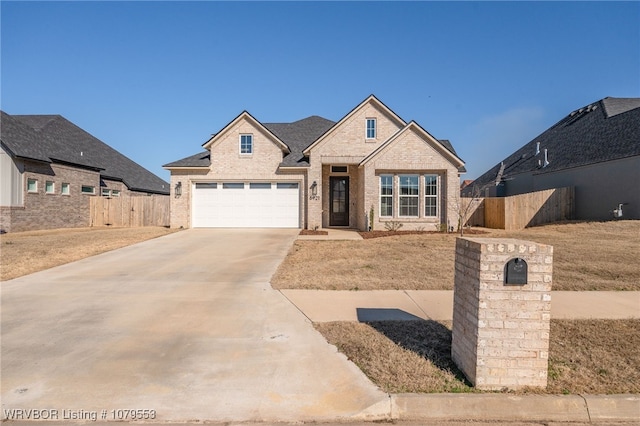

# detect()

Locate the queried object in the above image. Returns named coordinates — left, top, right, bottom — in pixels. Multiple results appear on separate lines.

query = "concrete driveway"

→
left=1, top=229, right=388, bottom=423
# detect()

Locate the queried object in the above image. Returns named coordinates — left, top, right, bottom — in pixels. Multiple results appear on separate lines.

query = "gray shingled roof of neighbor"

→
left=1, top=111, right=56, bottom=164
left=467, top=97, right=640, bottom=192
left=1, top=112, right=170, bottom=195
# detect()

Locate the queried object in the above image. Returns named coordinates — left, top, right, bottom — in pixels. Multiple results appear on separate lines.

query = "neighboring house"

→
left=463, top=97, right=640, bottom=220
left=163, top=95, right=466, bottom=231
left=0, top=111, right=170, bottom=233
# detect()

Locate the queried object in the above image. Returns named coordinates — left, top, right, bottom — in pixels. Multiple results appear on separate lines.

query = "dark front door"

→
left=330, top=176, right=349, bottom=226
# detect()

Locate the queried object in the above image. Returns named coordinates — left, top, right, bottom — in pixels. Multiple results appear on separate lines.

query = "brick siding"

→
left=452, top=237, right=553, bottom=390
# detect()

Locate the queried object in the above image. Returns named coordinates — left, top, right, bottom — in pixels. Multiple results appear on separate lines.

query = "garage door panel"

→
left=192, top=182, right=299, bottom=228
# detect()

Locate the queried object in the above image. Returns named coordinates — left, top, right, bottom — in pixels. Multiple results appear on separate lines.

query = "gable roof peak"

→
left=302, top=95, right=406, bottom=155
left=202, top=109, right=290, bottom=153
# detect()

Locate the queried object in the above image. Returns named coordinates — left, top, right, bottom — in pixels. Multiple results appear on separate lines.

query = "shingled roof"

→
left=467, top=97, right=640, bottom=192
left=264, top=116, right=336, bottom=167
left=164, top=115, right=336, bottom=168
left=164, top=114, right=463, bottom=169
left=1, top=112, right=169, bottom=195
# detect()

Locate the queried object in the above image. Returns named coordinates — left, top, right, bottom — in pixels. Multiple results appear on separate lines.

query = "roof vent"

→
left=535, top=142, right=540, bottom=155
left=543, top=149, right=550, bottom=168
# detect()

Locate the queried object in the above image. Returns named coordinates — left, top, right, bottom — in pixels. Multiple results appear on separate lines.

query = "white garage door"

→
left=192, top=182, right=299, bottom=228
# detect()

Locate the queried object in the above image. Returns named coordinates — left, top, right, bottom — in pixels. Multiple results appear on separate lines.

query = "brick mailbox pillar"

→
left=451, top=237, right=553, bottom=390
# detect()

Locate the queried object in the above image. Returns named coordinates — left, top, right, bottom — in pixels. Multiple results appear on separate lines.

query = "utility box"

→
left=451, top=237, right=553, bottom=390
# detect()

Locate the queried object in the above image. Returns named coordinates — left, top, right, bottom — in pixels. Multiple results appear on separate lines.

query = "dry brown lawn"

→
left=272, top=220, right=640, bottom=291
left=0, top=227, right=179, bottom=281
left=316, top=319, right=640, bottom=394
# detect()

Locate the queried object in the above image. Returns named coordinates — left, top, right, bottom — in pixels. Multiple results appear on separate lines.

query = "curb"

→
left=388, top=393, right=640, bottom=422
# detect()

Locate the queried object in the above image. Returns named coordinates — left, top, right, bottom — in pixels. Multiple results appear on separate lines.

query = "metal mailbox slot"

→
left=505, top=258, right=528, bottom=285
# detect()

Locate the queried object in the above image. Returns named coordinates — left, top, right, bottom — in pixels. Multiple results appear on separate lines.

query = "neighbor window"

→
left=81, top=185, right=95, bottom=195
left=61, top=182, right=70, bottom=195
left=45, top=181, right=55, bottom=194
left=425, top=175, right=438, bottom=217
left=102, top=188, right=111, bottom=197
left=240, top=134, right=253, bottom=154
left=366, top=118, right=376, bottom=139
left=380, top=175, right=393, bottom=217
left=399, top=175, right=419, bottom=217
left=111, top=190, right=120, bottom=197
left=27, top=178, right=38, bottom=193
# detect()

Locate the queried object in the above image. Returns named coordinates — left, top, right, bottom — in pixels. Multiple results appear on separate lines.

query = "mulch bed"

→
left=299, top=229, right=329, bottom=236
left=358, top=229, right=487, bottom=239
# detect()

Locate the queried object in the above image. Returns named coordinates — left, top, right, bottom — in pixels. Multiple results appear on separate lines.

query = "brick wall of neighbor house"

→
left=101, top=180, right=128, bottom=196
left=6, top=162, right=100, bottom=232
left=362, top=129, right=460, bottom=231
left=308, top=103, right=404, bottom=229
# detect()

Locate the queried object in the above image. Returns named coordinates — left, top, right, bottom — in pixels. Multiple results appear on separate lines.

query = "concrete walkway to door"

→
left=1, top=229, right=388, bottom=423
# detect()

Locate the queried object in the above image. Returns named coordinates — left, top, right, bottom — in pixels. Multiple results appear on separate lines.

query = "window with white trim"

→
left=61, top=182, right=70, bottom=195
left=399, top=175, right=419, bottom=217
left=81, top=185, right=95, bottom=195
left=379, top=175, right=393, bottom=217
left=27, top=178, right=38, bottom=193
left=239, top=134, right=253, bottom=155
left=111, top=190, right=120, bottom=197
left=366, top=118, right=376, bottom=139
left=425, top=175, right=438, bottom=217
left=45, top=181, right=55, bottom=194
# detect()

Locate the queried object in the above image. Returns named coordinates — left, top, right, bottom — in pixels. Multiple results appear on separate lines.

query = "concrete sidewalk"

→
left=280, top=289, right=640, bottom=322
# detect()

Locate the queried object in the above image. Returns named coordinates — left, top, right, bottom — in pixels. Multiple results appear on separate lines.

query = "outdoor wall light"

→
left=310, top=180, right=318, bottom=197
left=175, top=181, right=182, bottom=198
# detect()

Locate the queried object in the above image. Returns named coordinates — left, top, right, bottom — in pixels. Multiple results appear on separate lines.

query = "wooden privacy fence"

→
left=90, top=195, right=170, bottom=227
left=464, top=187, right=574, bottom=230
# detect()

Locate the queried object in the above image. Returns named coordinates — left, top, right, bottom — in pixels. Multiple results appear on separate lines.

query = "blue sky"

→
left=2, top=1, right=639, bottom=182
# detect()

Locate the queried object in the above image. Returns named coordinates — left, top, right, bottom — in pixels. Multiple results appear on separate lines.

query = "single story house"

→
left=463, top=97, right=640, bottom=220
left=1, top=111, right=170, bottom=233
left=163, top=95, right=466, bottom=231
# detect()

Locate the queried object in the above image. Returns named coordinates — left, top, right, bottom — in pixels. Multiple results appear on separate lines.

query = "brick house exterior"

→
left=1, top=112, right=169, bottom=233
left=164, top=95, right=466, bottom=231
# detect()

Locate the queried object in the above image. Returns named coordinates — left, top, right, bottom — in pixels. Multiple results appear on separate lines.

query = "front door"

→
left=329, top=176, right=349, bottom=226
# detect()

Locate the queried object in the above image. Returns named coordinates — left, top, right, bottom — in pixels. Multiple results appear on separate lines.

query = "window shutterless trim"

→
left=27, top=178, right=38, bottom=193
left=239, top=134, right=253, bottom=155
left=379, top=174, right=393, bottom=217
left=81, top=185, right=96, bottom=195
left=398, top=175, right=419, bottom=217
left=424, top=174, right=438, bottom=217
left=366, top=118, right=377, bottom=139
left=45, top=181, right=55, bottom=194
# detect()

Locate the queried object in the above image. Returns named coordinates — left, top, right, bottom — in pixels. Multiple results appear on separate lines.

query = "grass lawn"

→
left=316, top=319, right=640, bottom=395
left=274, top=220, right=640, bottom=394
left=0, top=226, right=179, bottom=281
left=271, top=220, right=640, bottom=291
